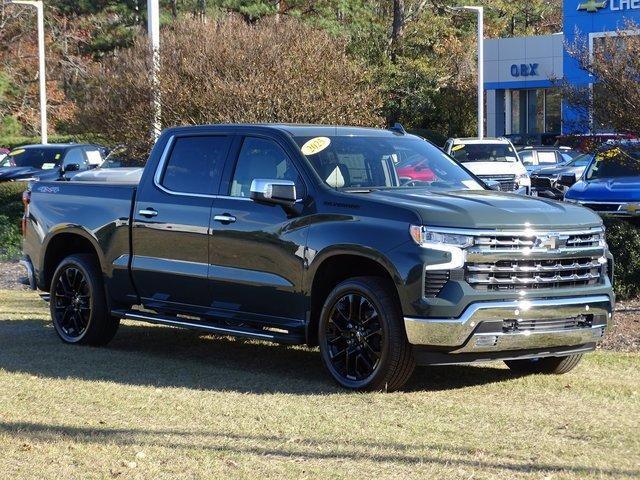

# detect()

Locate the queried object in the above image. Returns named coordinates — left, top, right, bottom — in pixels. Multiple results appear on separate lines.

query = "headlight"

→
left=410, top=226, right=473, bottom=248
left=410, top=226, right=471, bottom=270
left=516, top=173, right=530, bottom=187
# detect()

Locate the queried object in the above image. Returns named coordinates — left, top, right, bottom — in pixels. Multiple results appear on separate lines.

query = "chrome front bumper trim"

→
left=404, top=295, right=613, bottom=349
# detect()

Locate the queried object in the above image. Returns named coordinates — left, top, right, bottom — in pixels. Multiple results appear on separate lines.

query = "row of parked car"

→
left=1, top=132, right=639, bottom=220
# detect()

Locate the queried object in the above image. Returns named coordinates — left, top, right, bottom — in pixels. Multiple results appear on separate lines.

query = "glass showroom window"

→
left=510, top=89, right=561, bottom=135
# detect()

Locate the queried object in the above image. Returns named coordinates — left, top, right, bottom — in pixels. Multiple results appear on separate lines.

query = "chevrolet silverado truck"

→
left=21, top=124, right=615, bottom=391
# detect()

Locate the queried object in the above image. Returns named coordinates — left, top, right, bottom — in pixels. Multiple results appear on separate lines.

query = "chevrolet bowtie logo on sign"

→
left=619, top=203, right=640, bottom=215
left=577, top=0, right=608, bottom=12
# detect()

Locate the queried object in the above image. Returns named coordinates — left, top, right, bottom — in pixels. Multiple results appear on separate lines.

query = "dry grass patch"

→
left=0, top=289, right=638, bottom=479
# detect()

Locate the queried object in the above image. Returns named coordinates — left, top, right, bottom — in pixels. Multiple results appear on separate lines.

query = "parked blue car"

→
left=0, top=144, right=105, bottom=182
left=564, top=142, right=640, bottom=218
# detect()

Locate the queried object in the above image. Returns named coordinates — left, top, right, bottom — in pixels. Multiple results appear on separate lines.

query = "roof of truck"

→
left=165, top=124, right=418, bottom=139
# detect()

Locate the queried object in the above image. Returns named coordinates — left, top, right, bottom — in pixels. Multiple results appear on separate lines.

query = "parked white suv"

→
left=444, top=137, right=530, bottom=194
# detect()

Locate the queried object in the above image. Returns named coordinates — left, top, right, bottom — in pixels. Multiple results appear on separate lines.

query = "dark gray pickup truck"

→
left=21, top=124, right=615, bottom=391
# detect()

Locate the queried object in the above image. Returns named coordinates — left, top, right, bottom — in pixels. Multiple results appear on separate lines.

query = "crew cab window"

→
left=161, top=136, right=231, bottom=194
left=230, top=137, right=304, bottom=198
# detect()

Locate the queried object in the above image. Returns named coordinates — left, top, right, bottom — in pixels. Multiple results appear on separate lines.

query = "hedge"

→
left=0, top=134, right=108, bottom=150
left=0, top=181, right=26, bottom=260
left=603, top=219, right=640, bottom=300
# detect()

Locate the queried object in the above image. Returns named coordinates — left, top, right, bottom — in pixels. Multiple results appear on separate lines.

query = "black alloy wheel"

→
left=319, top=276, right=415, bottom=392
left=325, top=293, right=383, bottom=382
left=52, top=266, right=91, bottom=341
left=50, top=254, right=120, bottom=346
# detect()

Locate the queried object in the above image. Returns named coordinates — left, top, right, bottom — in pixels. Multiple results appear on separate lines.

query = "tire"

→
left=318, top=276, right=415, bottom=392
left=50, top=254, right=119, bottom=346
left=504, top=354, right=583, bottom=375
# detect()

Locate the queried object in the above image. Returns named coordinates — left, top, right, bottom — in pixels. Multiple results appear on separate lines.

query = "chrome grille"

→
left=477, top=174, right=517, bottom=192
left=466, top=257, right=603, bottom=291
left=473, top=231, right=603, bottom=252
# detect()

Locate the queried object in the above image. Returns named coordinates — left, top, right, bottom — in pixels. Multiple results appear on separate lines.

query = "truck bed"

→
left=24, top=181, right=137, bottom=301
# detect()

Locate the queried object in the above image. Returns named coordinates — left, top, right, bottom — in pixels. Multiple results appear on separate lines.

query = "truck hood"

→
left=461, top=161, right=527, bottom=177
left=565, top=176, right=640, bottom=203
left=364, top=189, right=602, bottom=230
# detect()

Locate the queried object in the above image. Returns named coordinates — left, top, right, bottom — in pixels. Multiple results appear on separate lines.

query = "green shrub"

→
left=0, top=182, right=26, bottom=261
left=604, top=219, right=640, bottom=300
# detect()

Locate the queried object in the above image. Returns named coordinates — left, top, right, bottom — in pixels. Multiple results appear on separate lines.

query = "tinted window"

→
left=586, top=145, right=640, bottom=180
left=230, top=137, right=304, bottom=198
left=519, top=150, right=535, bottom=165
left=450, top=143, right=518, bottom=163
left=538, top=151, right=558, bottom=164
left=162, top=136, right=231, bottom=194
left=63, top=148, right=87, bottom=168
left=5, top=147, right=65, bottom=169
left=293, top=136, right=482, bottom=191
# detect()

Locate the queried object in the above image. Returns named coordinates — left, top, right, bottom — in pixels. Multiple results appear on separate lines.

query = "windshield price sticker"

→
left=301, top=137, right=331, bottom=156
left=9, top=149, right=25, bottom=156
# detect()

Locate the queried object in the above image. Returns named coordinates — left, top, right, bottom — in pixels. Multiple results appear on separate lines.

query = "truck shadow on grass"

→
left=0, top=317, right=525, bottom=394
left=0, top=420, right=638, bottom=478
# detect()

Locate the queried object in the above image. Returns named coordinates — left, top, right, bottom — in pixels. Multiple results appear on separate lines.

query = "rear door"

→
left=132, top=133, right=233, bottom=310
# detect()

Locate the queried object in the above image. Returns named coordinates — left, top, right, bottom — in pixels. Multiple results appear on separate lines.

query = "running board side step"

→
left=111, top=309, right=304, bottom=344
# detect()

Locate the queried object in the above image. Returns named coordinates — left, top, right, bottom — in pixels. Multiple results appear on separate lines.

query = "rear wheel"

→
left=50, top=254, right=119, bottom=346
left=504, top=354, right=583, bottom=374
left=318, top=276, right=415, bottom=391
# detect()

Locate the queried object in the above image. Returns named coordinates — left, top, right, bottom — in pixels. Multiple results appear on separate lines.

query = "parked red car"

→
left=396, top=155, right=437, bottom=182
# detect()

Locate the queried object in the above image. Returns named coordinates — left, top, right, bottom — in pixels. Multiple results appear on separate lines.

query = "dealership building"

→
left=484, top=0, right=640, bottom=138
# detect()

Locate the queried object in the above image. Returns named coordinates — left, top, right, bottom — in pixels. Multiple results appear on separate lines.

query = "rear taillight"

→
left=21, top=189, right=31, bottom=236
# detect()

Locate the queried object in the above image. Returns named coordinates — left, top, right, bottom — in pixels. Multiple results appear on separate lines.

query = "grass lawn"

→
left=0, top=289, right=638, bottom=479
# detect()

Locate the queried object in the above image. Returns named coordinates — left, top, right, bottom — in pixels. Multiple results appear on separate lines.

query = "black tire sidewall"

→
left=50, top=255, right=101, bottom=344
left=318, top=278, right=395, bottom=390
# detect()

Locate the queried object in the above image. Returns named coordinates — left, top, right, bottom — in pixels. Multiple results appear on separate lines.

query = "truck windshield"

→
left=450, top=143, right=518, bottom=163
left=3, top=147, right=64, bottom=169
left=586, top=145, right=640, bottom=180
left=294, top=136, right=483, bottom=191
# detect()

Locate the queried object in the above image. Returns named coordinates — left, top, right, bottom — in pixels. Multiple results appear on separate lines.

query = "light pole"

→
left=147, top=0, right=161, bottom=140
left=5, top=0, right=47, bottom=144
left=450, top=6, right=484, bottom=139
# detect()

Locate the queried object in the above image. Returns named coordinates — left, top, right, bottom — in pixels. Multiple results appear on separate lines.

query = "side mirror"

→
left=250, top=179, right=297, bottom=207
left=62, top=163, right=80, bottom=173
left=485, top=179, right=502, bottom=191
left=558, top=173, right=577, bottom=188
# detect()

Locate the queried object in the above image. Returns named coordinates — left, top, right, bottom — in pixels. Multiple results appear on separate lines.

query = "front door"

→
left=207, top=135, right=308, bottom=327
left=132, top=134, right=232, bottom=311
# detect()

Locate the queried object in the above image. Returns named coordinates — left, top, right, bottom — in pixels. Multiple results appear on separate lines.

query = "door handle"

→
left=138, top=208, right=158, bottom=218
left=213, top=214, right=236, bottom=224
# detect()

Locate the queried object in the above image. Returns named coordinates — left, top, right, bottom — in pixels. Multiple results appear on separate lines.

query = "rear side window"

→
left=161, top=136, right=231, bottom=194
left=538, top=151, right=558, bottom=164
left=519, top=150, right=535, bottom=166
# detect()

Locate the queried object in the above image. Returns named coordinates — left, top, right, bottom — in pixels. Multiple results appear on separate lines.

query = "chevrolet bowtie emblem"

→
left=577, top=0, right=607, bottom=12
left=536, top=234, right=567, bottom=250
left=620, top=203, right=640, bottom=215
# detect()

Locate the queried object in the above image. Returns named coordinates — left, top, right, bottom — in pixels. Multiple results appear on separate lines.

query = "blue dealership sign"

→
left=510, top=63, right=539, bottom=77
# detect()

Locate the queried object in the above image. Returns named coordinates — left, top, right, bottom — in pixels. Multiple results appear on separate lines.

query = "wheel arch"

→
left=40, top=227, right=105, bottom=292
left=306, top=248, right=403, bottom=346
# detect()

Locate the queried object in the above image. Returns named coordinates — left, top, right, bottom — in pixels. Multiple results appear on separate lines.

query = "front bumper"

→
left=404, top=295, right=612, bottom=354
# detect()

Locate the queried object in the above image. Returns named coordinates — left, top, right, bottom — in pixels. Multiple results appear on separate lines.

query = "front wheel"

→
left=50, top=254, right=119, bottom=346
left=318, top=276, right=415, bottom=392
left=504, top=354, right=583, bottom=374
